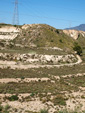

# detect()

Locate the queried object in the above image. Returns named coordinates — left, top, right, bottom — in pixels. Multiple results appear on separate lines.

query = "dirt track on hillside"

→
left=0, top=55, right=82, bottom=69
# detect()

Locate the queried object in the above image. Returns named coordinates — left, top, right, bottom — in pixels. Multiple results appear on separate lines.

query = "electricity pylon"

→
left=13, top=0, right=19, bottom=25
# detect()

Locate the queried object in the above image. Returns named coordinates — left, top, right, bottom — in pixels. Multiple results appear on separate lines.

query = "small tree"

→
left=73, top=42, right=82, bottom=55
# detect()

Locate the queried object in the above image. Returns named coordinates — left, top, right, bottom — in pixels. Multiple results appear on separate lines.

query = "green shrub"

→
left=59, top=39, right=63, bottom=43
left=7, top=95, right=19, bottom=101
left=30, top=93, right=35, bottom=97
left=73, top=43, right=82, bottom=55
left=52, top=95, right=66, bottom=106
left=4, top=104, right=10, bottom=111
left=51, top=39, right=53, bottom=42
left=21, top=76, right=25, bottom=80
left=14, top=25, right=17, bottom=27
left=0, top=105, right=3, bottom=111
left=50, top=28, right=53, bottom=31
left=55, top=29, right=59, bottom=34
left=40, top=109, right=48, bottom=113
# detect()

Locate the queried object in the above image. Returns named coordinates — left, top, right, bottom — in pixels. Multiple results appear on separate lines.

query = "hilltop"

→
left=0, top=24, right=76, bottom=51
left=0, top=23, right=85, bottom=55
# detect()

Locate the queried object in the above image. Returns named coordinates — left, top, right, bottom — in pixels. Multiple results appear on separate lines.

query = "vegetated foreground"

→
left=0, top=24, right=85, bottom=113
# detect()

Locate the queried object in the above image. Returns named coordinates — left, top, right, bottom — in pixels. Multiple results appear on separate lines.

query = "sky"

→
left=0, top=0, right=85, bottom=29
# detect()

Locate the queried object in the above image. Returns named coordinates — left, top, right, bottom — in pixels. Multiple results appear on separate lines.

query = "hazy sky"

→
left=0, top=0, right=85, bottom=29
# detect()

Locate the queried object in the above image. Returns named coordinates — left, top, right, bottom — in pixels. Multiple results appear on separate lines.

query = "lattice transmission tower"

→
left=13, top=0, right=19, bottom=25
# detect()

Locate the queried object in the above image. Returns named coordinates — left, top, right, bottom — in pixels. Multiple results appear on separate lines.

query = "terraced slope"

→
left=0, top=47, right=84, bottom=113
left=0, top=24, right=85, bottom=113
left=0, top=63, right=85, bottom=113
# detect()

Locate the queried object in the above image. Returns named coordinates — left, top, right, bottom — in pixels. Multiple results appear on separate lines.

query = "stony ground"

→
left=0, top=24, right=85, bottom=113
left=0, top=69, right=85, bottom=113
left=0, top=48, right=84, bottom=113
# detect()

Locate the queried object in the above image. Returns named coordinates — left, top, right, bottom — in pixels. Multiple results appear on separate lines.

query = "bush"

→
left=59, top=39, right=63, bottom=43
left=7, top=95, right=19, bottom=101
left=0, top=105, right=3, bottom=111
left=4, top=104, right=10, bottom=111
left=51, top=39, right=53, bottom=42
left=73, top=43, right=82, bottom=55
left=14, top=25, right=17, bottom=27
left=52, top=95, right=67, bottom=106
left=30, top=93, right=35, bottom=97
left=21, top=76, right=25, bottom=80
left=40, top=109, right=48, bottom=113
left=55, top=29, right=59, bottom=34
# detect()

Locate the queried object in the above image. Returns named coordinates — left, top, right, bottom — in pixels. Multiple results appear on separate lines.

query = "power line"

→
left=20, top=13, right=82, bottom=23
left=0, top=10, right=83, bottom=24
left=0, top=1, right=84, bottom=25
left=20, top=1, right=84, bottom=24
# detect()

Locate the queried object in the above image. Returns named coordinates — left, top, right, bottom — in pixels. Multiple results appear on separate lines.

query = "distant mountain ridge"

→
left=66, top=24, right=85, bottom=31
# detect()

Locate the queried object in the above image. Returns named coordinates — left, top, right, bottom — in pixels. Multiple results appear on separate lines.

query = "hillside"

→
left=0, top=24, right=85, bottom=112
left=0, top=24, right=76, bottom=51
left=1, top=23, right=85, bottom=50
left=65, top=24, right=85, bottom=31
left=13, top=24, right=76, bottom=50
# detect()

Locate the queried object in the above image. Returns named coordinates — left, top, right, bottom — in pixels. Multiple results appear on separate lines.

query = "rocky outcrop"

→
left=0, top=53, right=77, bottom=65
left=63, top=29, right=85, bottom=40
left=0, top=26, right=20, bottom=40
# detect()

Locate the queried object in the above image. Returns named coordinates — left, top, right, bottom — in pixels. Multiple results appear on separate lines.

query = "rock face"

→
left=63, top=29, right=85, bottom=40
left=0, top=53, right=77, bottom=65
left=0, top=25, right=20, bottom=40
left=22, top=24, right=41, bottom=30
